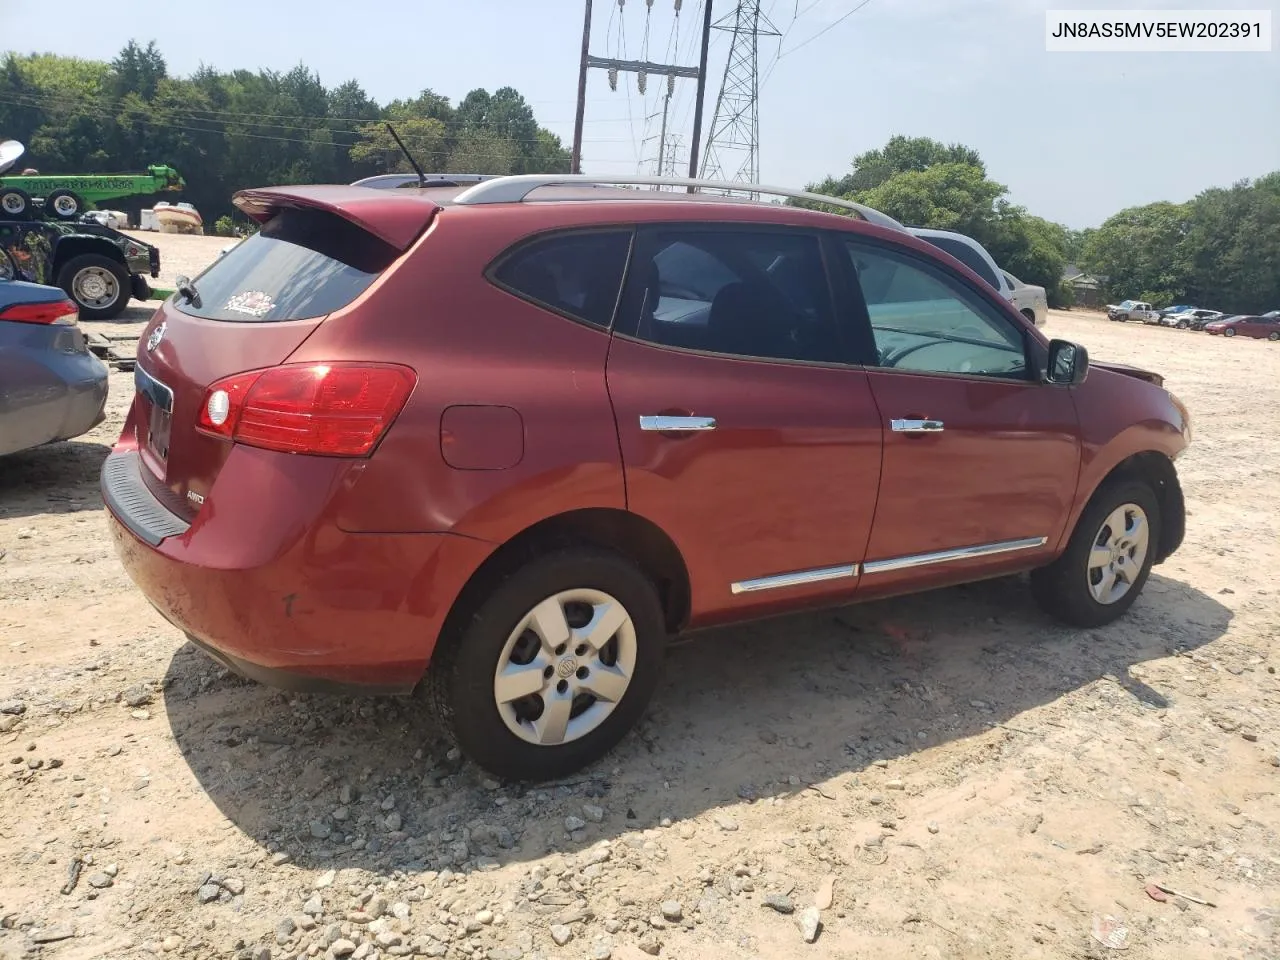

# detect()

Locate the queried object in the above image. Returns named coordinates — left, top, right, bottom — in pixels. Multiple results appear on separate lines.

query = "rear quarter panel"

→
left=1053, top=367, right=1188, bottom=552
left=290, top=208, right=627, bottom=541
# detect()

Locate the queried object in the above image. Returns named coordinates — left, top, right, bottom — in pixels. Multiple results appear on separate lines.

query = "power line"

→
left=778, top=0, right=874, bottom=58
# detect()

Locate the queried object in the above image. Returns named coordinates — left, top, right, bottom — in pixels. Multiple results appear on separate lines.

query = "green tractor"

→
left=0, top=139, right=185, bottom=222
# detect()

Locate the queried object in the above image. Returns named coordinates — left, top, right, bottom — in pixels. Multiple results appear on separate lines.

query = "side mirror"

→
left=1046, top=338, right=1089, bottom=385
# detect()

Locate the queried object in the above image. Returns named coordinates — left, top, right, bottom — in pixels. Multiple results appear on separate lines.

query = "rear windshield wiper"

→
left=175, top=275, right=202, bottom=308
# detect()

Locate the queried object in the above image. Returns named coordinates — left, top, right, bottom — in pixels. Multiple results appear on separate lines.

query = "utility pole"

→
left=570, top=0, right=713, bottom=179
left=686, top=0, right=715, bottom=183
left=702, top=1, right=778, bottom=187
left=571, top=0, right=594, bottom=174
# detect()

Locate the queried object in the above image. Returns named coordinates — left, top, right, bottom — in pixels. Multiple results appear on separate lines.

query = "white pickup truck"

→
left=1107, top=299, right=1160, bottom=322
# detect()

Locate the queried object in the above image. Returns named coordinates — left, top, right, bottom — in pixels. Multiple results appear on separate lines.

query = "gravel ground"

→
left=2, top=256, right=1278, bottom=960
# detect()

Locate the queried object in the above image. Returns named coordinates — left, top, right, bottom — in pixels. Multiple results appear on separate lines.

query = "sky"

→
left=1, top=0, right=1277, bottom=228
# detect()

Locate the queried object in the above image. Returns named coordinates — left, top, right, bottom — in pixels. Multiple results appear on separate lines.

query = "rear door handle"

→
left=640, top=415, right=717, bottom=432
left=891, top=418, right=944, bottom=434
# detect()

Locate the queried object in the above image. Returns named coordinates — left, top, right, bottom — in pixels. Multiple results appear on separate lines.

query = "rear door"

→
left=129, top=197, right=436, bottom=517
left=838, top=235, right=1081, bottom=596
left=606, top=225, right=882, bottom=625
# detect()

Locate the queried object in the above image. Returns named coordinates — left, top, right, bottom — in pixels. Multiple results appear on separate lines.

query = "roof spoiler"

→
left=233, top=185, right=441, bottom=251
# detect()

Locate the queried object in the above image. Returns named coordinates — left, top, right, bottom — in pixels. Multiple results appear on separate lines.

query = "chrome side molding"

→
left=640, top=415, right=717, bottom=432
left=863, top=536, right=1048, bottom=575
left=731, top=563, right=858, bottom=595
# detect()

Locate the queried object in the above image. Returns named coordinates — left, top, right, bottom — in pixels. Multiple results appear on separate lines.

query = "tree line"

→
left=804, top=136, right=1278, bottom=315
left=2, top=45, right=1274, bottom=314
left=0, top=42, right=571, bottom=228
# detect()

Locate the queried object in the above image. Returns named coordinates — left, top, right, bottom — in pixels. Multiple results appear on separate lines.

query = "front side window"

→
left=621, top=228, right=843, bottom=364
left=491, top=230, right=632, bottom=329
left=846, top=241, right=1027, bottom=379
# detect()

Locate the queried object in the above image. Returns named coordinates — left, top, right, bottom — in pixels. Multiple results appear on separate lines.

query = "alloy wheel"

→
left=1087, top=503, right=1150, bottom=605
left=492, top=588, right=637, bottom=746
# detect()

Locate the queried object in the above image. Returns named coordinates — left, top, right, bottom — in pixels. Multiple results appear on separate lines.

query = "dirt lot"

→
left=2, top=241, right=1278, bottom=960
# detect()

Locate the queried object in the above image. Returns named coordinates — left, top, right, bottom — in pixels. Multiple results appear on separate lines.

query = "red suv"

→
left=102, top=176, right=1190, bottom=780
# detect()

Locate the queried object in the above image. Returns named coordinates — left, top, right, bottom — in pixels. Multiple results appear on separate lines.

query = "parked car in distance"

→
left=1001, top=270, right=1048, bottom=327
left=1175, top=309, right=1224, bottom=330
left=0, top=217, right=159, bottom=319
left=1263, top=310, right=1279, bottom=318
left=1159, top=305, right=1194, bottom=318
left=1204, top=314, right=1280, bottom=340
left=101, top=174, right=1191, bottom=780
left=1, top=248, right=109, bottom=456
left=1107, top=300, right=1160, bottom=322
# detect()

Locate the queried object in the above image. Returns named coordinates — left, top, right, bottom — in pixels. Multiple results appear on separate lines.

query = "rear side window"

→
left=491, top=230, right=632, bottom=329
left=617, top=228, right=844, bottom=364
left=174, top=207, right=398, bottom=322
left=919, top=235, right=1001, bottom=291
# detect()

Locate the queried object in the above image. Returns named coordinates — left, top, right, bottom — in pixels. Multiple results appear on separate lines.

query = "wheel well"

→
left=440, top=509, right=691, bottom=654
left=1020, top=308, right=1036, bottom=322
left=53, top=239, right=125, bottom=273
left=1096, top=452, right=1185, bottom=564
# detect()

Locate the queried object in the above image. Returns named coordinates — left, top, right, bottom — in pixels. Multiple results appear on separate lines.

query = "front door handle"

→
left=891, top=418, right=944, bottom=434
left=640, top=415, right=717, bottom=432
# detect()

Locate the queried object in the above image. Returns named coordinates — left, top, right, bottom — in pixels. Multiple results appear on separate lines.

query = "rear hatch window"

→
left=174, top=207, right=399, bottom=322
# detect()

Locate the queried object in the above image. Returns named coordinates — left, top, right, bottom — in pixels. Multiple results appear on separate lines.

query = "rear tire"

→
left=1177, top=319, right=1190, bottom=329
left=57, top=254, right=130, bottom=320
left=0, top=187, right=32, bottom=219
left=1030, top=480, right=1161, bottom=628
left=426, top=547, right=667, bottom=781
left=46, top=189, right=84, bottom=222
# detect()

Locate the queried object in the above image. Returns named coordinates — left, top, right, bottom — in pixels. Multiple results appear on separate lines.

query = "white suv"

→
left=908, top=228, right=1045, bottom=327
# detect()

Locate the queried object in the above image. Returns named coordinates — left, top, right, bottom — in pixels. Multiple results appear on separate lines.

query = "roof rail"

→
left=450, top=174, right=905, bottom=231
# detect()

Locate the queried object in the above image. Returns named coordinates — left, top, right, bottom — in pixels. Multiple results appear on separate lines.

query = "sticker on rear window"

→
left=225, top=290, right=275, bottom=318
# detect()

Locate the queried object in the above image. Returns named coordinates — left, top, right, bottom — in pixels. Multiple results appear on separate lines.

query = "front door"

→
left=606, top=225, right=882, bottom=626
left=838, top=236, right=1081, bottom=596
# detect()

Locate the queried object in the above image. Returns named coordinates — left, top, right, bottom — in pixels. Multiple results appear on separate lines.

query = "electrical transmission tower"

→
left=701, top=1, right=779, bottom=185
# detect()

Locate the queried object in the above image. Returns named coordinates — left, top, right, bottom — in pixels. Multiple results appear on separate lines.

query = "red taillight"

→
left=0, top=300, right=79, bottom=325
left=196, top=363, right=416, bottom=457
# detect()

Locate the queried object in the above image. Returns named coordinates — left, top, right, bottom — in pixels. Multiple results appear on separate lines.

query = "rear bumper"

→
left=101, top=447, right=495, bottom=694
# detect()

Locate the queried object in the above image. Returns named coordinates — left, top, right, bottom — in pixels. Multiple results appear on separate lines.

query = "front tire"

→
left=1268, top=331, right=1279, bottom=342
left=1030, top=480, right=1161, bottom=628
left=427, top=548, right=666, bottom=781
left=1224, top=327, right=1237, bottom=338
left=57, top=254, right=130, bottom=320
